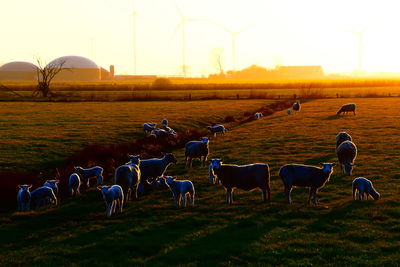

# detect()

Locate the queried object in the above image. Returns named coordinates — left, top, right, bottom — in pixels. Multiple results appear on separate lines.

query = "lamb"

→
left=69, top=173, right=81, bottom=196
left=209, top=162, right=219, bottom=184
left=253, top=112, right=263, bottom=120
left=97, top=185, right=124, bottom=217
left=143, top=122, right=157, bottom=134
left=185, top=137, right=209, bottom=168
left=43, top=180, right=59, bottom=196
left=279, top=163, right=335, bottom=205
left=115, top=155, right=141, bottom=202
left=17, top=184, right=32, bottom=211
left=161, top=125, right=177, bottom=136
left=337, top=103, right=356, bottom=115
left=336, top=140, right=357, bottom=176
left=292, top=101, right=300, bottom=112
left=336, top=132, right=352, bottom=149
left=30, top=186, right=57, bottom=209
left=164, top=176, right=195, bottom=207
left=352, top=177, right=380, bottom=200
left=74, top=166, right=104, bottom=187
left=127, top=153, right=177, bottom=192
left=206, top=124, right=226, bottom=137
left=161, top=118, right=168, bottom=127
left=209, top=159, right=271, bottom=204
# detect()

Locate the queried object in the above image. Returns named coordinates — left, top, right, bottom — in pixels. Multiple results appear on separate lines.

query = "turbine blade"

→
left=173, top=0, right=184, bottom=19
left=235, top=25, right=252, bottom=35
left=209, top=20, right=232, bottom=34
left=172, top=22, right=183, bottom=38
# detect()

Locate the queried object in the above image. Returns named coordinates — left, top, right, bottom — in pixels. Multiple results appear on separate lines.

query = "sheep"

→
left=97, top=185, right=124, bottom=217
left=161, top=125, right=177, bottom=136
left=153, top=128, right=169, bottom=137
left=352, top=177, right=380, bottom=200
left=164, top=176, right=195, bottom=208
left=336, top=132, right=352, bottom=149
left=287, top=109, right=292, bottom=115
left=115, top=155, right=141, bottom=202
left=337, top=103, right=356, bottom=115
left=43, top=179, right=59, bottom=196
left=336, top=140, right=357, bottom=176
left=210, top=159, right=271, bottom=204
left=143, top=122, right=157, bottom=134
left=127, top=153, right=177, bottom=192
left=206, top=124, right=226, bottom=137
left=185, top=137, right=209, bottom=168
left=74, top=166, right=104, bottom=187
left=292, top=101, right=300, bottom=112
left=17, top=184, right=32, bottom=211
left=209, top=162, right=219, bottom=184
left=253, top=112, right=263, bottom=120
left=30, top=186, right=57, bottom=209
left=69, top=173, right=81, bottom=196
left=279, top=163, right=335, bottom=205
left=161, top=118, right=168, bottom=127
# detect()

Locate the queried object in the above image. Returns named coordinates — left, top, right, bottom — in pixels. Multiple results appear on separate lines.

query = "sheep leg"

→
left=226, top=188, right=233, bottom=204
left=352, top=186, right=356, bottom=200
left=191, top=192, right=195, bottom=206
left=183, top=194, right=187, bottom=208
left=262, top=189, right=267, bottom=202
left=107, top=203, right=112, bottom=217
left=284, top=186, right=292, bottom=204
left=358, top=192, right=362, bottom=200
left=134, top=184, right=139, bottom=199
left=312, top=188, right=318, bottom=205
left=366, top=193, right=369, bottom=200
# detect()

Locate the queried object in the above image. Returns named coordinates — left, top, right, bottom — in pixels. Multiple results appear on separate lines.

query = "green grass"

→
left=1, top=98, right=400, bottom=266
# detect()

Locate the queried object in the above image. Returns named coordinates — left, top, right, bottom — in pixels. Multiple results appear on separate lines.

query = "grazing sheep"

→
left=17, top=184, right=32, bottom=211
left=352, top=177, right=380, bottom=200
left=115, top=155, right=141, bottom=202
left=69, top=173, right=81, bottom=196
left=206, top=124, right=226, bottom=137
left=292, top=101, right=300, bottom=112
left=336, top=140, right=357, bottom=176
left=336, top=132, right=352, bottom=149
left=30, top=186, right=57, bottom=209
left=43, top=180, right=59, bottom=196
left=153, top=128, right=169, bottom=137
left=127, top=153, right=177, bottom=192
left=210, top=159, right=271, bottom=204
left=74, top=166, right=104, bottom=187
left=279, top=163, right=335, bottom=205
left=164, top=176, right=195, bottom=208
left=185, top=137, right=209, bottom=168
left=337, top=103, right=356, bottom=115
left=97, top=185, right=124, bottom=217
left=160, top=125, right=177, bottom=136
left=253, top=112, right=263, bottom=120
left=143, top=122, right=157, bottom=134
left=209, top=162, right=219, bottom=184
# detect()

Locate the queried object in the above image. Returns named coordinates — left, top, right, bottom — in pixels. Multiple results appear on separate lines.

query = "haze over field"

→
left=2, top=0, right=400, bottom=76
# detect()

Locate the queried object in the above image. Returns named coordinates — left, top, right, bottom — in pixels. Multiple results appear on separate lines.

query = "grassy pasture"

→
left=0, top=99, right=272, bottom=172
left=1, top=98, right=400, bottom=266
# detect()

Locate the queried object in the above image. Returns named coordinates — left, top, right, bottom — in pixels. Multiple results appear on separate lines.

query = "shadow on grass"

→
left=323, top=114, right=340, bottom=120
left=304, top=154, right=337, bottom=165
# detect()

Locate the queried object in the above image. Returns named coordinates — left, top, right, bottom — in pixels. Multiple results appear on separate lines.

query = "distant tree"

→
left=152, top=78, right=172, bottom=89
left=33, top=58, right=67, bottom=97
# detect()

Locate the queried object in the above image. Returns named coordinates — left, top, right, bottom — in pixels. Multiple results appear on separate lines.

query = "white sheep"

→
left=164, top=176, right=195, bottom=208
left=74, top=166, right=104, bottom=187
left=69, top=173, right=81, bottom=196
left=253, top=112, right=263, bottom=120
left=43, top=180, right=59, bottom=196
left=97, top=185, right=124, bottom=217
left=17, top=184, right=32, bottom=211
left=30, top=186, right=57, bottom=209
left=352, top=177, right=380, bottom=200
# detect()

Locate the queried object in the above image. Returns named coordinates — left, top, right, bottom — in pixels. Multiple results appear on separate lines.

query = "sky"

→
left=1, top=0, right=400, bottom=76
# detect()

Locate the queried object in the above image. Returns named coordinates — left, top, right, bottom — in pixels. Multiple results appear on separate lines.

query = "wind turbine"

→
left=89, top=37, right=94, bottom=59
left=132, top=9, right=138, bottom=75
left=172, top=0, right=205, bottom=77
left=213, top=22, right=251, bottom=71
left=347, top=25, right=368, bottom=74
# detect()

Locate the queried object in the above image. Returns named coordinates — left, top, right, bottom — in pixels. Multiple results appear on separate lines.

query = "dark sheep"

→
left=336, top=132, right=352, bottom=149
left=336, top=140, right=357, bottom=176
left=337, top=103, right=356, bottom=115
left=185, top=137, right=209, bottom=168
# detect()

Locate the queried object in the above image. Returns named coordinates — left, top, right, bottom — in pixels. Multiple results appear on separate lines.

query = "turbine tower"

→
left=213, top=22, right=251, bottom=71
left=132, top=9, right=138, bottom=75
left=348, top=25, right=368, bottom=74
left=173, top=0, right=205, bottom=77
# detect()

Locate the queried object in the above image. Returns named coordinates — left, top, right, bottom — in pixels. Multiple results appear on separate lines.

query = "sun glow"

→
left=1, top=0, right=400, bottom=76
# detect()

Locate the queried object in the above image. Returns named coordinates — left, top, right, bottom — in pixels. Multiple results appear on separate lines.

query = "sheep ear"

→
left=18, top=185, right=22, bottom=188
left=28, top=184, right=32, bottom=188
left=97, top=186, right=102, bottom=190
left=161, top=152, right=166, bottom=156
left=46, top=180, right=50, bottom=183
left=332, top=163, right=337, bottom=167
left=319, top=163, right=324, bottom=166
left=55, top=180, right=60, bottom=184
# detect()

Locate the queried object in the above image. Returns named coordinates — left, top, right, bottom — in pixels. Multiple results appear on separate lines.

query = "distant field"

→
left=0, top=98, right=399, bottom=265
left=0, top=99, right=272, bottom=172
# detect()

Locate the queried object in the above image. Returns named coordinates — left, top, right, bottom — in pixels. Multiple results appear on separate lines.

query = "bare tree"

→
left=34, top=58, right=67, bottom=97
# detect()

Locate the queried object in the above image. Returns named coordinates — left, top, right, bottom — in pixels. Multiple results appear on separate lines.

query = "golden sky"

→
left=1, top=0, right=399, bottom=76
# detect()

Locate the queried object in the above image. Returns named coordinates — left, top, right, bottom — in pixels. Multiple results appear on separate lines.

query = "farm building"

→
left=47, top=56, right=101, bottom=81
left=0, top=61, right=38, bottom=81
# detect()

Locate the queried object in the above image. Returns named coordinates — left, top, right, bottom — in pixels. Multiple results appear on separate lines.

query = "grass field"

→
left=0, top=99, right=272, bottom=172
left=1, top=98, right=400, bottom=266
